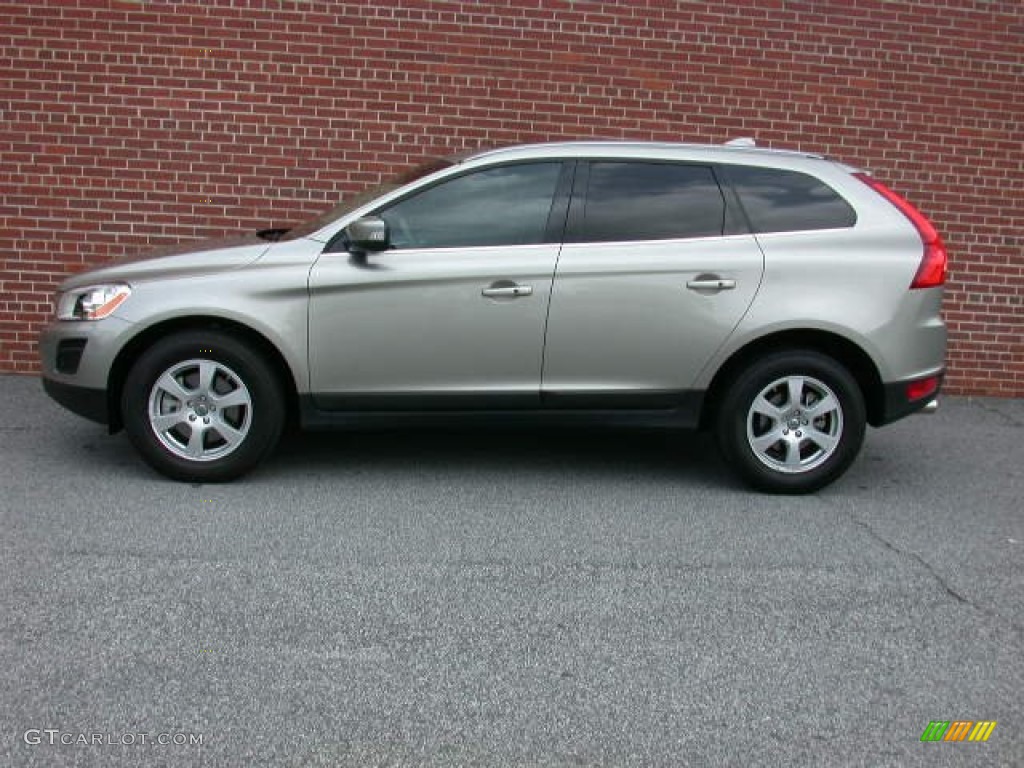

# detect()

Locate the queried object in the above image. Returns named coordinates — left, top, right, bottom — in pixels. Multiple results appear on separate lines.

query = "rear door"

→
left=541, top=160, right=764, bottom=404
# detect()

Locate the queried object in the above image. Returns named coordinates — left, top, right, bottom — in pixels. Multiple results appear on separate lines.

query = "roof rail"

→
left=724, top=137, right=756, bottom=148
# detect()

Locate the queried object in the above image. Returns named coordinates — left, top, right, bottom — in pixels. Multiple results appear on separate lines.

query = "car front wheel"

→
left=122, top=330, right=284, bottom=482
left=716, top=351, right=866, bottom=493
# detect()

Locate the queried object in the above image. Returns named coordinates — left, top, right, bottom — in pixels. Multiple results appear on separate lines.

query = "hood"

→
left=59, top=234, right=273, bottom=291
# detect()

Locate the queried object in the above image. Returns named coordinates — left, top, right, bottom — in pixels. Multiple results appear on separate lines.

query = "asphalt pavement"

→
left=1, top=373, right=1021, bottom=767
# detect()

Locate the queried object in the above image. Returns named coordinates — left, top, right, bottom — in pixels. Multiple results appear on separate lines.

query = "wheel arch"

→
left=700, top=329, right=886, bottom=430
left=106, top=316, right=299, bottom=434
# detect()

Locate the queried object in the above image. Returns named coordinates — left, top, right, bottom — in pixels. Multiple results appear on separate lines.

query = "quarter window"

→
left=579, top=162, right=725, bottom=242
left=728, top=166, right=857, bottom=233
left=378, top=162, right=562, bottom=249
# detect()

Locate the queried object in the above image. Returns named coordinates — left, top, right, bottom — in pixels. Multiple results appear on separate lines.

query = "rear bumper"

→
left=42, top=377, right=109, bottom=425
left=875, top=372, right=944, bottom=426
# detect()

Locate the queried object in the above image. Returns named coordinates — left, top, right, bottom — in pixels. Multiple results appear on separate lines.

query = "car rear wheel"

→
left=122, top=330, right=284, bottom=482
left=716, top=351, right=866, bottom=493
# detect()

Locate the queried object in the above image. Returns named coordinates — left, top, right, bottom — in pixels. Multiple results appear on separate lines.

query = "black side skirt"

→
left=300, top=390, right=704, bottom=431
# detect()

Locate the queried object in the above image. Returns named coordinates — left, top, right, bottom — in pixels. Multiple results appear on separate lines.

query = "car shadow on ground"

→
left=43, top=413, right=889, bottom=495
left=39, top=412, right=732, bottom=488
left=267, top=426, right=730, bottom=486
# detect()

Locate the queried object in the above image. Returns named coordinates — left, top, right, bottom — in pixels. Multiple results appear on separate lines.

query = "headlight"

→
left=55, top=283, right=132, bottom=321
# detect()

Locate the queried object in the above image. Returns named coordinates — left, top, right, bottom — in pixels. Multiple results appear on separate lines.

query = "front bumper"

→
left=39, top=316, right=134, bottom=428
left=42, top=377, right=109, bottom=425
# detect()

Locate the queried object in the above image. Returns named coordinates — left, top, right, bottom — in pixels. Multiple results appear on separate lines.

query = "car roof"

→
left=469, top=140, right=820, bottom=160
left=458, top=140, right=856, bottom=173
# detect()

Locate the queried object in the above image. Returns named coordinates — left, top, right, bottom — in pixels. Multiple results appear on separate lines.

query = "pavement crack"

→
left=831, top=505, right=1024, bottom=640
left=971, top=397, right=1024, bottom=428
left=849, top=515, right=969, bottom=604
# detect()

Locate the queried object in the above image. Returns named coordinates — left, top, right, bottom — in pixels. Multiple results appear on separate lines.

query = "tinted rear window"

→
left=580, top=162, right=725, bottom=242
left=729, top=166, right=856, bottom=233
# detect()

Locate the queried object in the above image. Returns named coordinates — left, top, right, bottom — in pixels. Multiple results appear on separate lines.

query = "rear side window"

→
left=579, top=162, right=725, bottom=242
left=728, top=166, right=856, bottom=233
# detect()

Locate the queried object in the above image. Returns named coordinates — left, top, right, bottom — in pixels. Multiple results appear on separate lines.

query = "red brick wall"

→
left=2, top=0, right=1021, bottom=395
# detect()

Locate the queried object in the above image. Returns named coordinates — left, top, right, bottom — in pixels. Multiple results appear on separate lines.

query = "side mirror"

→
left=344, top=216, right=390, bottom=254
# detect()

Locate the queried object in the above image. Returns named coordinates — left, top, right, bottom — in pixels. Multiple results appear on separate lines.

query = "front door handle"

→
left=686, top=277, right=736, bottom=291
left=482, top=284, right=533, bottom=298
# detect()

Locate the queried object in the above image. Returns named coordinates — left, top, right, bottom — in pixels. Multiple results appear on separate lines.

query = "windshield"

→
left=280, top=156, right=459, bottom=241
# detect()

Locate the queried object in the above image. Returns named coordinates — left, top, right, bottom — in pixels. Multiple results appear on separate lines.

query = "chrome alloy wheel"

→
left=745, top=375, right=844, bottom=474
left=147, top=359, right=253, bottom=462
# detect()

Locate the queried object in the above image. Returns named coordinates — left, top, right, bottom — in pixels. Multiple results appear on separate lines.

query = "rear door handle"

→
left=686, top=278, right=736, bottom=291
left=482, top=284, right=533, bottom=298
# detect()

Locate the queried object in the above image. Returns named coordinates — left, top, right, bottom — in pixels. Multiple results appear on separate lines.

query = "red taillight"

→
left=906, top=376, right=940, bottom=402
left=854, top=173, right=947, bottom=289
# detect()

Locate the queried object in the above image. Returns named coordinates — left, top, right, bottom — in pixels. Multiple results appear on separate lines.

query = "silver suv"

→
left=40, top=141, right=947, bottom=492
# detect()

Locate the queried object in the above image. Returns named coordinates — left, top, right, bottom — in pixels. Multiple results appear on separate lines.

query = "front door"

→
left=308, top=161, right=566, bottom=409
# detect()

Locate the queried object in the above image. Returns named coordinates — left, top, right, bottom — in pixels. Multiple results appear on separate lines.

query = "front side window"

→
left=728, top=166, right=857, bottom=233
left=284, top=156, right=458, bottom=241
left=378, top=162, right=562, bottom=249
left=579, top=162, right=725, bottom=242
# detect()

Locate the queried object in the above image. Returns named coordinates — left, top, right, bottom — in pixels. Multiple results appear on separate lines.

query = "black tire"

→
left=716, top=350, right=866, bottom=494
left=122, top=330, right=285, bottom=482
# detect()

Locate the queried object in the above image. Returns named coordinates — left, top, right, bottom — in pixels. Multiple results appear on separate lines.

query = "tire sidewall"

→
left=717, top=351, right=866, bottom=494
left=122, top=330, right=284, bottom=482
